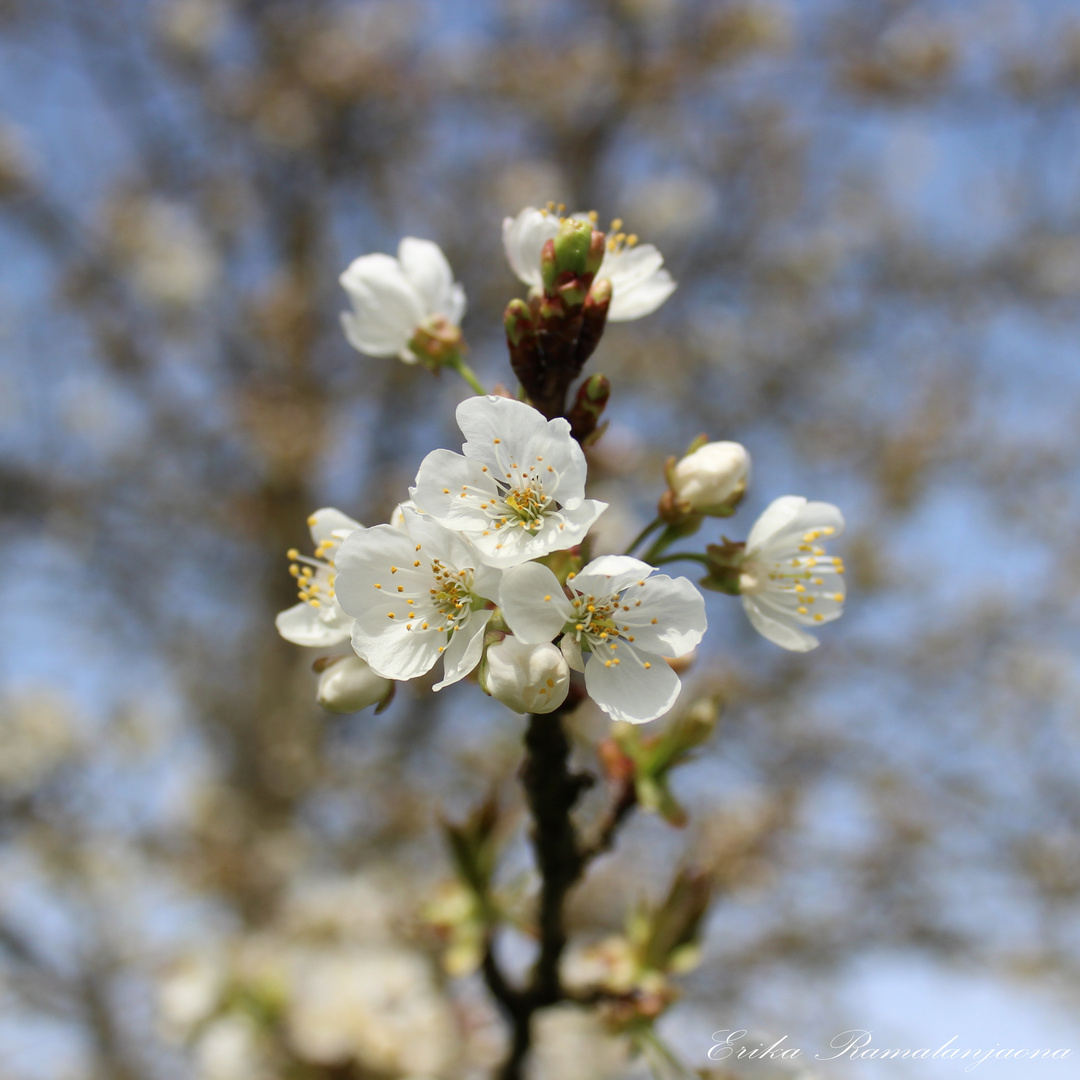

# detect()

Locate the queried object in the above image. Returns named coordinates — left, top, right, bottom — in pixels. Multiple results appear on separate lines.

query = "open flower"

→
left=275, top=508, right=363, bottom=648
left=502, top=206, right=676, bottom=321
left=333, top=511, right=501, bottom=689
left=482, top=636, right=570, bottom=714
left=339, top=237, right=465, bottom=363
left=499, top=556, right=706, bottom=724
left=738, top=496, right=846, bottom=652
left=410, top=395, right=607, bottom=568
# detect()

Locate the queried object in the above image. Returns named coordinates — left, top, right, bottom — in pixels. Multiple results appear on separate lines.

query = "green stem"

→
left=634, top=1026, right=698, bottom=1080
left=446, top=353, right=487, bottom=396
left=641, top=526, right=681, bottom=565
left=652, top=551, right=712, bottom=568
left=624, top=516, right=664, bottom=556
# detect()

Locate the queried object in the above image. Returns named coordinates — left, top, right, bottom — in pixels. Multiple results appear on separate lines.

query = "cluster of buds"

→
left=502, top=219, right=612, bottom=428
left=600, top=696, right=722, bottom=827
left=564, top=867, right=714, bottom=1030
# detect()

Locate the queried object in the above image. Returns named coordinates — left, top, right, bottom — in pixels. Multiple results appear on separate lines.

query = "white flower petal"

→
left=333, top=525, right=419, bottom=624
left=614, top=575, right=707, bottom=657
left=339, top=253, right=425, bottom=357
left=571, top=555, right=655, bottom=598
left=601, top=243, right=664, bottom=293
left=584, top=650, right=681, bottom=724
left=397, top=237, right=456, bottom=317
left=560, top=633, right=585, bottom=672
left=608, top=268, right=676, bottom=321
left=275, top=602, right=352, bottom=648
left=434, top=610, right=492, bottom=691
left=502, top=207, right=559, bottom=289
left=308, top=507, right=362, bottom=547
left=745, top=495, right=807, bottom=551
left=499, top=562, right=574, bottom=644
left=352, top=619, right=445, bottom=680
left=447, top=281, right=467, bottom=326
left=742, top=595, right=819, bottom=652
left=411, top=449, right=496, bottom=532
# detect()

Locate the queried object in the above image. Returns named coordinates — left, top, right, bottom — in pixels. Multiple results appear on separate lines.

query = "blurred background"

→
left=2, top=0, right=1080, bottom=1077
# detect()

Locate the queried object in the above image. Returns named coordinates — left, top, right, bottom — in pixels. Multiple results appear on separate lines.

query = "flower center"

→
left=286, top=525, right=340, bottom=610
left=563, top=577, right=654, bottom=672
left=743, top=526, right=846, bottom=622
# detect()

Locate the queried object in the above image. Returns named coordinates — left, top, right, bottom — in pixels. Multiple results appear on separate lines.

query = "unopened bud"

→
left=568, top=373, right=611, bottom=443
left=483, top=637, right=570, bottom=714
left=504, top=298, right=533, bottom=347
left=552, top=217, right=595, bottom=277
left=316, top=655, right=392, bottom=713
left=669, top=441, right=750, bottom=515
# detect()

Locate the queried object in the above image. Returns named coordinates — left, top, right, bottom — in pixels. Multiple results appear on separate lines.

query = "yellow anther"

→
left=626, top=233, right=638, bottom=246
left=610, top=217, right=623, bottom=231
left=309, top=599, right=321, bottom=607
left=605, top=660, right=613, bottom=667
left=833, top=593, right=844, bottom=602
left=567, top=572, right=576, bottom=580
left=289, top=564, right=300, bottom=577
left=797, top=606, right=808, bottom=615
left=795, top=584, right=806, bottom=593
left=575, top=623, right=584, bottom=631
left=546, top=678, right=555, bottom=688
left=306, top=515, right=318, bottom=527
left=374, top=583, right=382, bottom=589
left=544, top=595, right=552, bottom=602
left=814, top=613, right=824, bottom=622
left=651, top=618, right=658, bottom=624
left=443, top=488, right=449, bottom=494
left=493, top=438, right=501, bottom=444
left=414, top=560, right=421, bottom=567
left=287, top=548, right=300, bottom=560
left=387, top=612, right=395, bottom=619
left=397, top=585, right=404, bottom=592
left=644, top=662, right=652, bottom=669
left=390, top=566, right=398, bottom=574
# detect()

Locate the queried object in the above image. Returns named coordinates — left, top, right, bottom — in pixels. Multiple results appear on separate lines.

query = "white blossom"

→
left=501, top=206, right=676, bottom=321
left=670, top=440, right=749, bottom=513
left=499, top=555, right=705, bottom=724
left=739, top=496, right=846, bottom=652
left=316, top=655, right=392, bottom=713
left=333, top=510, right=501, bottom=689
left=339, top=237, right=465, bottom=363
left=274, top=508, right=362, bottom=648
left=483, top=636, right=570, bottom=714
left=411, top=395, right=606, bottom=568
left=285, top=946, right=459, bottom=1074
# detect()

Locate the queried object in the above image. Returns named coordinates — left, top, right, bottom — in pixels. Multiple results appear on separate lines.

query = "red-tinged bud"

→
left=504, top=298, right=542, bottom=393
left=568, top=373, right=611, bottom=443
left=574, top=278, right=612, bottom=369
left=540, top=237, right=558, bottom=294
left=598, top=738, right=636, bottom=783
left=503, top=298, right=533, bottom=346
left=585, top=229, right=606, bottom=275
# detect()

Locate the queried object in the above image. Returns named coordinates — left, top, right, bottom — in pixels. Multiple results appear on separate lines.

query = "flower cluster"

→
left=276, top=207, right=847, bottom=724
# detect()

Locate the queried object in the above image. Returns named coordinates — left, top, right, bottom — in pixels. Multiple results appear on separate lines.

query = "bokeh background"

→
left=2, top=0, right=1080, bottom=1077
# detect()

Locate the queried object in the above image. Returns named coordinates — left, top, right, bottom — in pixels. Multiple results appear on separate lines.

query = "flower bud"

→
left=316, top=655, right=392, bottom=714
left=669, top=440, right=749, bottom=515
left=483, top=637, right=569, bottom=714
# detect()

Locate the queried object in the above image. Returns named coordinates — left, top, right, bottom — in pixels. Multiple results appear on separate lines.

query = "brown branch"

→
left=484, top=705, right=643, bottom=1080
